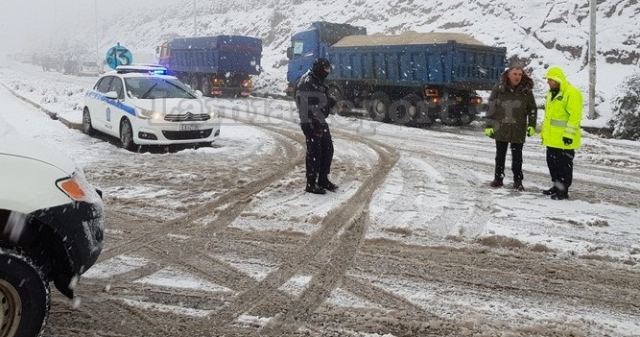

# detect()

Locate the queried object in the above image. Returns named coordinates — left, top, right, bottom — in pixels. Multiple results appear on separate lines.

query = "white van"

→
left=0, top=132, right=105, bottom=337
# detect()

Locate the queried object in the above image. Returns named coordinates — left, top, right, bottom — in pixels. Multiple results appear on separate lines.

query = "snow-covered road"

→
left=1, top=63, right=639, bottom=337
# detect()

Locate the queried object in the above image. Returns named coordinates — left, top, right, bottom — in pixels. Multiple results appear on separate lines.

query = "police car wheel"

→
left=0, top=250, right=50, bottom=337
left=120, top=119, right=135, bottom=151
left=82, top=109, right=94, bottom=135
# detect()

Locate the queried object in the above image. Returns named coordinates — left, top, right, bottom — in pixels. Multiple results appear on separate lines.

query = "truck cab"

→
left=286, top=22, right=366, bottom=95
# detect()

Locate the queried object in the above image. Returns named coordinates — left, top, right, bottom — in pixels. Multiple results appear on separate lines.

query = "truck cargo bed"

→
left=329, top=32, right=505, bottom=90
left=161, top=36, right=262, bottom=75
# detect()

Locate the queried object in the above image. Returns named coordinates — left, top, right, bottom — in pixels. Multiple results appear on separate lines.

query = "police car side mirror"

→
left=105, top=91, right=119, bottom=100
left=194, top=90, right=203, bottom=98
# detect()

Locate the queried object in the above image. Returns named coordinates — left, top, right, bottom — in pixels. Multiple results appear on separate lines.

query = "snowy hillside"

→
left=64, top=0, right=640, bottom=127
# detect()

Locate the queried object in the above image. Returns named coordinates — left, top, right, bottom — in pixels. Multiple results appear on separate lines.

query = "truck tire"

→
left=388, top=98, right=413, bottom=126
left=404, top=94, right=433, bottom=128
left=439, top=103, right=460, bottom=126
left=0, top=249, right=50, bottom=337
left=459, top=112, right=475, bottom=125
left=368, top=92, right=390, bottom=122
left=189, top=75, right=200, bottom=93
left=327, top=85, right=346, bottom=116
left=201, top=75, right=212, bottom=97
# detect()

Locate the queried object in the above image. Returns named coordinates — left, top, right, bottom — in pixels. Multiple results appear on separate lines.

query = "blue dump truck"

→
left=287, top=22, right=506, bottom=126
left=158, top=36, right=262, bottom=97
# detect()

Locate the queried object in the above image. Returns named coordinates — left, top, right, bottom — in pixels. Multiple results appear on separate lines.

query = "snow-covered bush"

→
left=609, top=72, right=640, bottom=141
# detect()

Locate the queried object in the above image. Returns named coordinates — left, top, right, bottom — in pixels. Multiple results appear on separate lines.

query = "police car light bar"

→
left=116, top=65, right=168, bottom=75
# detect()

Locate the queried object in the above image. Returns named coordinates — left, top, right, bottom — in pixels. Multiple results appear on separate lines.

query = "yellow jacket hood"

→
left=545, top=66, right=568, bottom=92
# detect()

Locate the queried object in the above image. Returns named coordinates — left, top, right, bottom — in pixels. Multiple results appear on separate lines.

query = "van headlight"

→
left=56, top=170, right=97, bottom=203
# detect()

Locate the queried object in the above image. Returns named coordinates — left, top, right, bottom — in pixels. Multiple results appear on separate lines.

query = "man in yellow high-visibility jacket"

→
left=541, top=66, right=583, bottom=200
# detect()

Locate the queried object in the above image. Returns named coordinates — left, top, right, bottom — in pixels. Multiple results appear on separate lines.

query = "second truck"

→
left=158, top=35, right=262, bottom=97
left=287, top=22, right=507, bottom=126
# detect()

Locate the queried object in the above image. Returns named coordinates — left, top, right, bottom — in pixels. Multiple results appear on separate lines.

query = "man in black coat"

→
left=295, top=58, right=338, bottom=195
left=484, top=63, right=537, bottom=191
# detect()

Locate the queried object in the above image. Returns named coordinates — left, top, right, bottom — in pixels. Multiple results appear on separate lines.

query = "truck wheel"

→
left=439, top=104, right=459, bottom=126
left=368, top=92, right=390, bottom=122
left=327, top=85, right=346, bottom=116
left=403, top=94, right=433, bottom=128
left=388, top=98, right=413, bottom=126
left=460, top=112, right=475, bottom=125
left=201, top=75, right=212, bottom=97
left=0, top=250, right=50, bottom=337
left=119, top=119, right=136, bottom=151
left=397, top=94, right=421, bottom=127
left=189, top=75, right=200, bottom=93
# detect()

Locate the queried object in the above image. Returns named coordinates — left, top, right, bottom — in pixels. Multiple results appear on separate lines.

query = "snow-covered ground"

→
left=2, top=64, right=640, bottom=337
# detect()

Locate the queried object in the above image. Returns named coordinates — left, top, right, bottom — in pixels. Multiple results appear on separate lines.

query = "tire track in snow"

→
left=207, top=134, right=398, bottom=333
left=98, top=124, right=304, bottom=261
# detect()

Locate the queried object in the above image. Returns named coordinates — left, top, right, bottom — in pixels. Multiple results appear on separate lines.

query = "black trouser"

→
left=494, top=141, right=524, bottom=181
left=546, top=147, right=575, bottom=194
left=302, top=126, right=334, bottom=187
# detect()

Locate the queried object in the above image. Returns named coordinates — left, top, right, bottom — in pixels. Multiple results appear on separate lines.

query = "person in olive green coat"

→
left=484, top=64, right=537, bottom=191
left=541, top=66, right=583, bottom=200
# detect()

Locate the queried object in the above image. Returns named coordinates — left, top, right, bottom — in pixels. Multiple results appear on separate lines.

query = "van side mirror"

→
left=287, top=47, right=293, bottom=59
left=194, top=90, right=203, bottom=98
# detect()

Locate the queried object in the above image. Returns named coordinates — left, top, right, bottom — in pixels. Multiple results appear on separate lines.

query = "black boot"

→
left=513, top=180, right=524, bottom=192
left=490, top=179, right=503, bottom=188
left=542, top=186, right=558, bottom=195
left=305, top=184, right=327, bottom=195
left=318, top=176, right=338, bottom=192
left=551, top=192, right=569, bottom=200
left=305, top=175, right=326, bottom=194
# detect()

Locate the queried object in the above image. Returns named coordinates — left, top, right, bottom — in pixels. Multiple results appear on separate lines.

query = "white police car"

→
left=83, top=65, right=221, bottom=150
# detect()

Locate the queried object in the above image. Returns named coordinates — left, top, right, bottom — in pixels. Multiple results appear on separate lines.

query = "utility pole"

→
left=94, top=0, right=100, bottom=68
left=193, top=0, right=197, bottom=36
left=589, top=0, right=597, bottom=119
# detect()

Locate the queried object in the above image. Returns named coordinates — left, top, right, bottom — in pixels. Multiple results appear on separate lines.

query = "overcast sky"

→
left=0, top=0, right=178, bottom=55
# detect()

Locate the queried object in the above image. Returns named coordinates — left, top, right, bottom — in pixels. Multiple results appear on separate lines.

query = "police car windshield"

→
left=125, top=77, right=196, bottom=99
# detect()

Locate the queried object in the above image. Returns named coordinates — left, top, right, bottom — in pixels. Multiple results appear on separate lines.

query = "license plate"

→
left=179, top=124, right=200, bottom=131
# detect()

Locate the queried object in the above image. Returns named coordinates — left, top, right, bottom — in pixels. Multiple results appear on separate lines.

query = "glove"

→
left=484, top=128, right=495, bottom=138
left=527, top=126, right=536, bottom=137
left=563, top=137, right=573, bottom=146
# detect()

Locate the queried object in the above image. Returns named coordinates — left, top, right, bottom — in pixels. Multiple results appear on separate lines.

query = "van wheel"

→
left=0, top=250, right=50, bottom=337
left=119, top=119, right=135, bottom=151
left=82, top=108, right=94, bottom=135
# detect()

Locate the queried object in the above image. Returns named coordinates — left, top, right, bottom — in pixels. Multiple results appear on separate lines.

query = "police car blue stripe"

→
left=86, top=91, right=136, bottom=116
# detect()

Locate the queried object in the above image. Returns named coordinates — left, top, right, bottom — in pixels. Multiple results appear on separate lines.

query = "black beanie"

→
left=312, top=58, right=331, bottom=80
